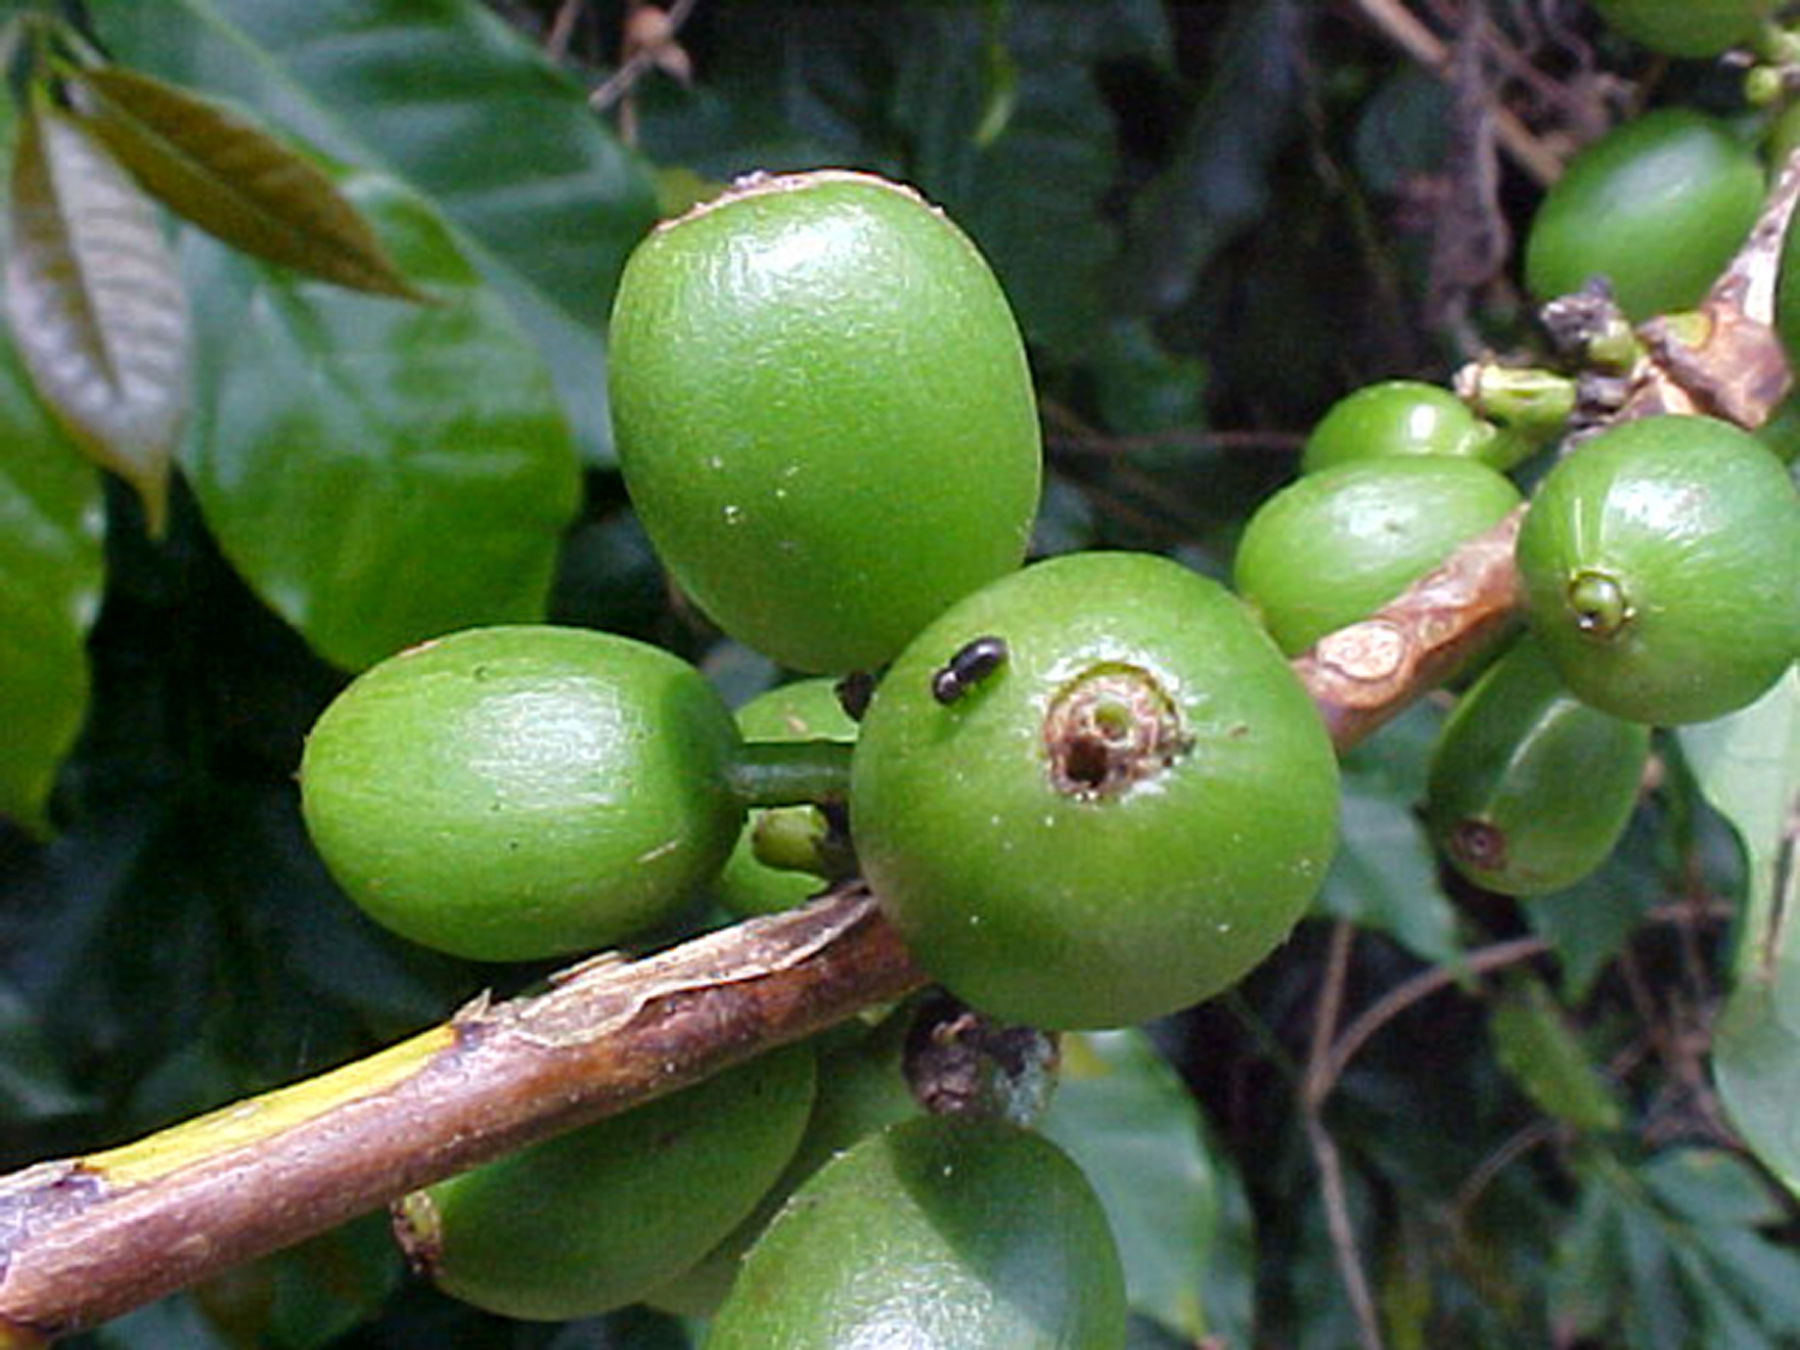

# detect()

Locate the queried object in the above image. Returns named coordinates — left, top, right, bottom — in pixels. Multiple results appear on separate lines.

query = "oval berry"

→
left=1233, top=457, right=1523, bottom=656
left=648, top=1006, right=921, bottom=1317
left=300, top=626, right=743, bottom=961
left=1301, top=380, right=1510, bottom=474
left=1425, top=638, right=1650, bottom=896
left=1524, top=108, right=1762, bottom=320
left=393, top=1043, right=814, bottom=1320
left=1516, top=414, right=1800, bottom=725
left=609, top=170, right=1042, bottom=674
left=851, top=551, right=1340, bottom=1030
left=706, top=1116, right=1126, bottom=1350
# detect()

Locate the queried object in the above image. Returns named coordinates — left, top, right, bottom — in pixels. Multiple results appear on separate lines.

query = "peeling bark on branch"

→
left=1292, top=506, right=1524, bottom=750
left=0, top=894, right=924, bottom=1344
left=0, top=515, right=1528, bottom=1342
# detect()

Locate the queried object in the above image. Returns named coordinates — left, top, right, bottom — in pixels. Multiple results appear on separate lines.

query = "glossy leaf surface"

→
left=5, top=100, right=187, bottom=530
left=1042, top=1029, right=1252, bottom=1344
left=635, top=0, right=1170, bottom=360
left=0, top=326, right=104, bottom=834
left=178, top=173, right=578, bottom=670
left=1687, top=674, right=1800, bottom=1196
left=1320, top=705, right=1463, bottom=966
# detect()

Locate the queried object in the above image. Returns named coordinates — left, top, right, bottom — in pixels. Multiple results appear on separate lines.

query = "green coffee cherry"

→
left=705, top=1116, right=1126, bottom=1350
left=1516, top=415, right=1800, bottom=726
left=852, top=551, right=1340, bottom=1030
left=609, top=170, right=1042, bottom=674
left=1524, top=108, right=1763, bottom=320
left=649, top=1006, right=921, bottom=1317
left=717, top=680, right=858, bottom=918
left=1233, top=457, right=1523, bottom=655
left=1300, top=380, right=1512, bottom=474
left=393, top=1044, right=815, bottom=1321
left=299, top=626, right=743, bottom=961
left=1425, top=639, right=1650, bottom=896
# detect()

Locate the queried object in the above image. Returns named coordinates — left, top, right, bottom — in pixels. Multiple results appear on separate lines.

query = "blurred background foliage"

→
left=0, top=1, right=1793, bottom=1346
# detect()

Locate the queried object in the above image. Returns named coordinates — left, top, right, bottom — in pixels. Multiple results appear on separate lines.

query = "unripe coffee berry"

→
left=851, top=551, right=1340, bottom=1030
left=609, top=170, right=1041, bottom=674
left=300, top=626, right=743, bottom=961
left=1516, top=415, right=1800, bottom=726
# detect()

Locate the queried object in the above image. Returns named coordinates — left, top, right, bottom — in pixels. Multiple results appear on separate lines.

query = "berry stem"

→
left=727, top=739, right=855, bottom=808
left=1457, top=361, right=1578, bottom=460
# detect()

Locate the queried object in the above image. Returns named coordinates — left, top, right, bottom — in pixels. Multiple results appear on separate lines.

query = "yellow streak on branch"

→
left=81, top=1026, right=456, bottom=1190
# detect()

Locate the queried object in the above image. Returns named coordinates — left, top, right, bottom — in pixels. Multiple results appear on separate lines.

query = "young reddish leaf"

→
left=4, top=100, right=187, bottom=533
left=67, top=66, right=425, bottom=302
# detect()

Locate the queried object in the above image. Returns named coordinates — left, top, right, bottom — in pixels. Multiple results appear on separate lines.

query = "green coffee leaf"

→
left=0, top=325, right=104, bottom=835
left=634, top=0, right=1168, bottom=360
left=1311, top=702, right=1462, bottom=964
left=1041, top=1028, right=1253, bottom=1344
left=66, top=65, right=422, bottom=301
left=5, top=98, right=187, bottom=531
left=226, top=1213, right=401, bottom=1350
left=1548, top=1173, right=1624, bottom=1341
left=1523, top=814, right=1662, bottom=1000
left=1088, top=317, right=1208, bottom=439
left=178, top=171, right=579, bottom=671
left=1639, top=1148, right=1786, bottom=1230
left=1488, top=973, right=1622, bottom=1132
left=88, top=0, right=660, bottom=465
left=1682, top=671, right=1800, bottom=984
left=1552, top=1149, right=1800, bottom=1348
left=1320, top=780, right=1463, bottom=966
left=1351, top=66, right=1454, bottom=198
left=93, top=1294, right=235, bottom=1350
left=1116, top=0, right=1306, bottom=314
left=1682, top=673, right=1800, bottom=1194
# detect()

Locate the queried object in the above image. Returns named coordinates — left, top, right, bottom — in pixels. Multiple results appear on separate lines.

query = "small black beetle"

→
left=931, top=635, right=1008, bottom=704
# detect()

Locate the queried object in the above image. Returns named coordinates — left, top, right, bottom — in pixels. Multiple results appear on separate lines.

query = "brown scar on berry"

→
left=1043, top=663, right=1189, bottom=800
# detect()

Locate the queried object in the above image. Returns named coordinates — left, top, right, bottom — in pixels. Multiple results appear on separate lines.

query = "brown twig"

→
left=1311, top=935, right=1554, bottom=1105
left=1039, top=399, right=1306, bottom=458
left=1623, top=149, right=1800, bottom=429
left=1304, top=920, right=1360, bottom=1110
left=543, top=0, right=584, bottom=60
left=0, top=892, right=924, bottom=1346
left=1301, top=922, right=1385, bottom=1350
left=588, top=0, right=700, bottom=112
left=1449, top=1117, right=1561, bottom=1228
left=1347, top=0, right=1564, bottom=186
left=0, top=512, right=1529, bottom=1344
left=1306, top=1113, right=1386, bottom=1350
left=1045, top=426, right=1307, bottom=457
left=1292, top=504, right=1525, bottom=750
